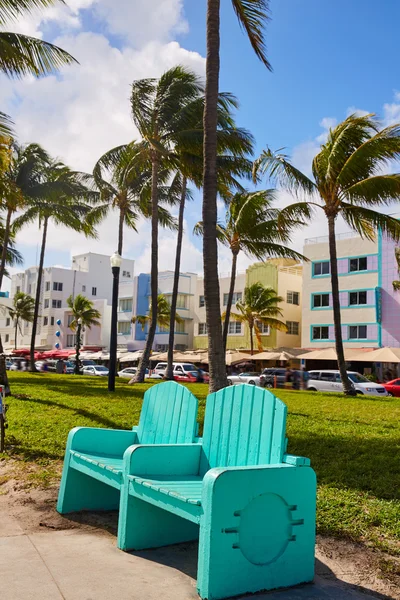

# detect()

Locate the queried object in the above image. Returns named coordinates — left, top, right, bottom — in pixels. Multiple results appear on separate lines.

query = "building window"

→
left=287, top=291, right=300, bottom=305
left=28, top=284, right=32, bottom=294
left=156, top=344, right=168, bottom=352
left=52, top=300, right=62, bottom=309
left=349, top=291, right=367, bottom=306
left=53, top=282, right=63, bottom=291
left=313, top=261, right=330, bottom=276
left=198, top=322, right=207, bottom=335
left=118, top=321, right=130, bottom=335
left=349, top=257, right=367, bottom=272
left=348, top=325, right=367, bottom=339
left=66, top=334, right=76, bottom=347
left=67, top=315, right=74, bottom=327
left=313, top=293, right=330, bottom=308
left=199, top=295, right=205, bottom=308
left=312, top=326, right=329, bottom=340
left=44, top=299, right=49, bottom=309
left=16, top=286, right=20, bottom=293
left=228, top=321, right=242, bottom=335
left=257, top=321, right=270, bottom=335
left=5, top=334, right=9, bottom=343
left=5, top=318, right=10, bottom=327
left=82, top=285, right=86, bottom=292
left=51, top=317, right=54, bottom=326
left=176, top=294, right=188, bottom=309
left=286, top=321, right=299, bottom=335
left=176, top=321, right=185, bottom=334
left=43, top=316, right=48, bottom=326
left=119, top=298, right=132, bottom=312
left=223, top=292, right=242, bottom=306
left=122, top=270, right=131, bottom=278
left=92, top=287, right=97, bottom=296
left=45, top=281, right=50, bottom=291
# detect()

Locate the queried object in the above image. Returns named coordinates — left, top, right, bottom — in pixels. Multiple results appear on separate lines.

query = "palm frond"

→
left=0, top=111, right=13, bottom=136
left=253, top=147, right=317, bottom=197
left=341, top=203, right=400, bottom=242
left=0, top=0, right=62, bottom=25
left=231, top=0, right=272, bottom=69
left=344, top=174, right=400, bottom=206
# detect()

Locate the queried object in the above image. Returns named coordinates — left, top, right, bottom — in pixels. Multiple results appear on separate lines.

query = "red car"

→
left=383, top=378, right=400, bottom=396
left=174, top=369, right=209, bottom=383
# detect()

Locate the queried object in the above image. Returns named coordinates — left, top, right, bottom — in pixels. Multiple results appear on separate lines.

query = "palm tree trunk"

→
left=249, top=324, right=254, bottom=355
left=14, top=318, right=18, bottom=350
left=328, top=215, right=356, bottom=396
left=203, top=0, right=226, bottom=392
left=30, top=216, right=48, bottom=372
left=0, top=207, right=12, bottom=290
left=117, top=207, right=124, bottom=256
left=136, top=153, right=159, bottom=383
left=75, top=323, right=81, bottom=375
left=166, top=176, right=187, bottom=380
left=0, top=335, right=10, bottom=395
left=222, top=250, right=238, bottom=353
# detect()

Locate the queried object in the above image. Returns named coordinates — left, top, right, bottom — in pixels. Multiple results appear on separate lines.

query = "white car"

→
left=82, top=365, right=109, bottom=377
left=227, top=372, right=262, bottom=386
left=117, top=367, right=162, bottom=380
left=153, top=362, right=197, bottom=377
left=307, top=370, right=388, bottom=396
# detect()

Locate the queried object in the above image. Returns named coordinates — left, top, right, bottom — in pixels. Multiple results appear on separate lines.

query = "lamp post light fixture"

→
left=108, top=252, right=122, bottom=392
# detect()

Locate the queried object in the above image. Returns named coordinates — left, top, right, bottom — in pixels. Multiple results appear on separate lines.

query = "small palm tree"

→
left=132, top=294, right=183, bottom=337
left=203, top=0, right=271, bottom=391
left=194, top=190, right=307, bottom=352
left=131, top=66, right=203, bottom=383
left=254, top=114, right=400, bottom=394
left=393, top=248, right=400, bottom=291
left=2, top=291, right=35, bottom=349
left=66, top=294, right=101, bottom=375
left=13, top=159, right=95, bottom=371
left=228, top=282, right=286, bottom=355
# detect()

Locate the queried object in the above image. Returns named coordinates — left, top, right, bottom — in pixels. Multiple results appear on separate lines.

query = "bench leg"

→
left=57, top=466, right=120, bottom=514
left=117, top=492, right=199, bottom=551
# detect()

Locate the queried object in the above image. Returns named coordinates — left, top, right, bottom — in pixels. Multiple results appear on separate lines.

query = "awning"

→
left=251, top=350, right=297, bottom=361
left=297, top=348, right=366, bottom=361
left=349, top=347, right=400, bottom=363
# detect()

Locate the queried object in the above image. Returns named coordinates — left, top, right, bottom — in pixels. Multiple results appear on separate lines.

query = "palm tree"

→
left=1, top=291, right=35, bottom=349
left=165, top=92, right=254, bottom=380
left=195, top=191, right=307, bottom=352
left=130, top=66, right=203, bottom=383
left=66, top=294, right=101, bottom=375
left=228, top=282, right=286, bottom=355
left=13, top=161, right=95, bottom=372
left=392, top=247, right=400, bottom=291
left=1, top=0, right=77, bottom=131
left=203, top=0, right=272, bottom=392
left=254, top=114, right=400, bottom=395
left=132, top=293, right=183, bottom=336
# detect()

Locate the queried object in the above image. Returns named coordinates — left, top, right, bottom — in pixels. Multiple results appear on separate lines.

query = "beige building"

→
left=194, top=259, right=303, bottom=351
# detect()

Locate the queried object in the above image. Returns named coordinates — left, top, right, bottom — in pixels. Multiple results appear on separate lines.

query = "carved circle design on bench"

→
left=235, top=493, right=302, bottom=566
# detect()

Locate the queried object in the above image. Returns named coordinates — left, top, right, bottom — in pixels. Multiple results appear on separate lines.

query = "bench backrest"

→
left=137, top=381, right=198, bottom=444
left=200, top=384, right=287, bottom=475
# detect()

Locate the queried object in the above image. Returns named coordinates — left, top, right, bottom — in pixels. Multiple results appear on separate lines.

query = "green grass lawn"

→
left=1, top=372, right=400, bottom=556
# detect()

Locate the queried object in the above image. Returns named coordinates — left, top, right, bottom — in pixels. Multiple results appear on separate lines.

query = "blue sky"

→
left=2, top=0, right=400, bottom=288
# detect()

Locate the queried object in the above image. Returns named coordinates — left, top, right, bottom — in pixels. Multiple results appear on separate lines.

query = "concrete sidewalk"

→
left=1, top=512, right=391, bottom=600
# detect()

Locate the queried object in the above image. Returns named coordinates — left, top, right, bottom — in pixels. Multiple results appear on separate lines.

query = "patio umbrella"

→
left=349, top=347, right=400, bottom=363
left=297, top=348, right=362, bottom=361
left=225, top=351, right=252, bottom=366
left=120, top=351, right=143, bottom=363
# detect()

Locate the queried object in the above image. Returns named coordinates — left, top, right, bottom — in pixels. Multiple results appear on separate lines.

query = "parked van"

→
left=307, top=370, right=387, bottom=396
left=153, top=362, right=197, bottom=377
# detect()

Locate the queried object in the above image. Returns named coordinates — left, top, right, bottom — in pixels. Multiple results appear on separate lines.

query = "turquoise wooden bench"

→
left=57, top=381, right=198, bottom=515
left=118, top=384, right=316, bottom=600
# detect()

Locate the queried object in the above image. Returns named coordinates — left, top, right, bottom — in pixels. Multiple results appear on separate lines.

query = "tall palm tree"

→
left=203, top=0, right=272, bottom=391
left=2, top=291, right=35, bottom=349
left=228, top=282, right=286, bottom=355
left=195, top=191, right=307, bottom=352
left=165, top=92, right=254, bottom=380
left=254, top=114, right=400, bottom=395
left=13, top=161, right=95, bottom=372
left=66, top=294, right=101, bottom=375
left=132, top=293, right=183, bottom=335
left=130, top=66, right=203, bottom=383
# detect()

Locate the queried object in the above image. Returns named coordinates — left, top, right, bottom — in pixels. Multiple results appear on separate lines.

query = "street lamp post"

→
left=108, top=251, right=122, bottom=392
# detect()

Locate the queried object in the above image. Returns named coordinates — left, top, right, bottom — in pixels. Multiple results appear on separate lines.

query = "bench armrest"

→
left=283, top=454, right=311, bottom=466
left=123, top=443, right=202, bottom=477
left=67, top=426, right=138, bottom=455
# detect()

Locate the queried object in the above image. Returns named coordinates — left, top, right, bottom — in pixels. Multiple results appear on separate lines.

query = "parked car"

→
left=227, top=372, right=261, bottom=386
left=382, top=378, right=400, bottom=396
left=117, top=367, right=162, bottom=380
left=259, top=368, right=287, bottom=388
left=153, top=362, right=198, bottom=377
left=82, top=365, right=109, bottom=377
left=307, top=370, right=388, bottom=396
left=173, top=369, right=210, bottom=383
